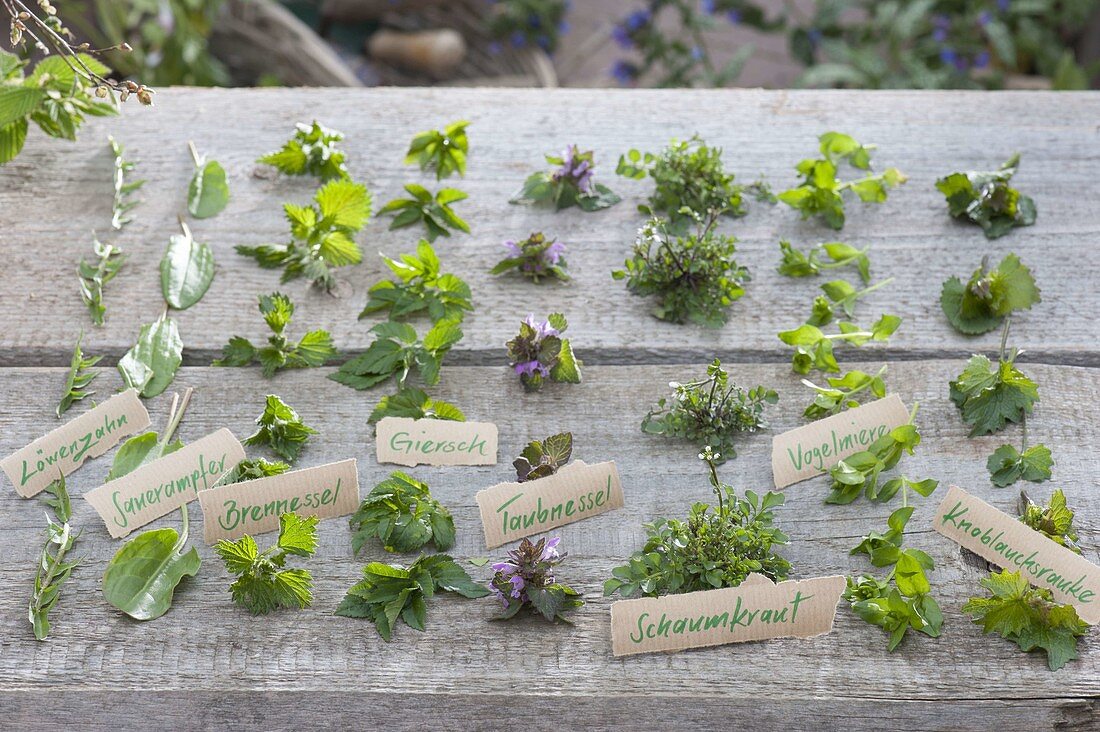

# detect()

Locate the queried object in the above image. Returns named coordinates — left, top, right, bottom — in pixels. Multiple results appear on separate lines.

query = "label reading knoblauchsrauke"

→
left=375, top=417, right=498, bottom=467
left=610, top=574, right=846, bottom=657
left=475, top=460, right=623, bottom=549
left=83, top=428, right=245, bottom=538
left=2, top=389, right=150, bottom=498
left=933, top=485, right=1100, bottom=624
left=771, top=393, right=909, bottom=489
left=198, top=458, right=360, bottom=544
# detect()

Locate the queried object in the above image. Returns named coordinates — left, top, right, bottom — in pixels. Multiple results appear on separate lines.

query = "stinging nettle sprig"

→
left=214, top=292, right=338, bottom=377
left=214, top=512, right=318, bottom=615
left=29, top=473, right=81, bottom=640
left=243, top=394, right=317, bottom=463
left=259, top=121, right=349, bottom=181
left=405, top=120, right=468, bottom=180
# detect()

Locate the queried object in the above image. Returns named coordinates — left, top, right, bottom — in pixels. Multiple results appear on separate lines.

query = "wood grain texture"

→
left=1, top=362, right=1097, bottom=731
left=1, top=89, right=1098, bottom=366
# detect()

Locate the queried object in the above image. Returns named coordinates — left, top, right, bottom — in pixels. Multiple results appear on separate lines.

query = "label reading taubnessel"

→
left=2, top=389, right=150, bottom=498
left=83, top=428, right=245, bottom=538
left=770, top=394, right=909, bottom=489
left=933, top=485, right=1100, bottom=624
left=475, top=460, right=624, bottom=549
left=375, top=417, right=498, bottom=467
left=610, top=574, right=846, bottom=656
left=198, top=458, right=360, bottom=544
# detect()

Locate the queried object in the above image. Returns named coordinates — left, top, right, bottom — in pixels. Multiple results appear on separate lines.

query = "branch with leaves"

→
left=78, top=236, right=124, bottom=326
left=56, top=330, right=100, bottom=418
left=29, top=474, right=80, bottom=640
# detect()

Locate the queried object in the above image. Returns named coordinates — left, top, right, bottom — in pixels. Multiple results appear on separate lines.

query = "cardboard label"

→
left=475, top=460, right=623, bottom=549
left=610, top=574, right=846, bottom=657
left=375, top=417, right=498, bottom=467
left=771, top=394, right=909, bottom=489
left=2, top=390, right=150, bottom=498
left=84, top=428, right=245, bottom=538
left=198, top=458, right=360, bottom=544
left=933, top=485, right=1100, bottom=624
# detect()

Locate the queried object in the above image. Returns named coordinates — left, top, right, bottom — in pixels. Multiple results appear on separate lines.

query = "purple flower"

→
left=488, top=41, right=503, bottom=55
left=541, top=536, right=562, bottom=560
left=503, top=239, right=522, bottom=257
left=513, top=360, right=550, bottom=378
left=537, top=34, right=551, bottom=51
left=524, top=314, right=560, bottom=339
left=612, top=24, right=633, bottom=49
left=939, top=47, right=958, bottom=65
left=978, top=10, right=992, bottom=26
left=998, top=0, right=1010, bottom=11
left=932, top=14, right=951, bottom=29
left=611, top=60, right=639, bottom=85
left=545, top=241, right=566, bottom=265
left=511, top=31, right=526, bottom=48
left=932, top=27, right=948, bottom=42
left=491, top=560, right=516, bottom=574
left=727, top=9, right=741, bottom=24
left=701, top=0, right=716, bottom=14
left=509, top=574, right=526, bottom=598
left=691, top=46, right=704, bottom=61
left=558, top=20, right=570, bottom=34
left=625, top=9, right=651, bottom=31
left=974, top=50, right=990, bottom=69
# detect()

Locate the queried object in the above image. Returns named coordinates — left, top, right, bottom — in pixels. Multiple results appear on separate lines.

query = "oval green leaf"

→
left=161, top=224, right=215, bottom=309
left=118, top=316, right=183, bottom=398
left=102, top=526, right=201, bottom=621
left=188, top=159, right=229, bottom=219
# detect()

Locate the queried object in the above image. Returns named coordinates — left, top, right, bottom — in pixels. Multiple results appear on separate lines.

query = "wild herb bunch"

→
left=505, top=314, right=581, bottom=392
left=616, top=136, right=746, bottom=220
left=511, top=145, right=620, bottom=211
left=604, top=447, right=789, bottom=598
left=491, top=232, right=569, bottom=283
left=613, top=211, right=749, bottom=328
left=490, top=537, right=583, bottom=623
left=642, top=359, right=777, bottom=462
left=936, top=154, right=1036, bottom=239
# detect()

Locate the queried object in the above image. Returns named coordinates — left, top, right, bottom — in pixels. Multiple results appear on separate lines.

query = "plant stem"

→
left=188, top=140, right=202, bottom=168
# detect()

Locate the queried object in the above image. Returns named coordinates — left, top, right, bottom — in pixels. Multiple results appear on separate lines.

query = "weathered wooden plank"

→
left=0, top=362, right=1096, bottom=718
left=1, top=89, right=1097, bottom=365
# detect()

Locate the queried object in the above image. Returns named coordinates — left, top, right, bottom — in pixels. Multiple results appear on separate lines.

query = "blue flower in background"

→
left=998, top=0, right=1011, bottom=11
left=625, top=9, right=651, bottom=31
left=978, top=11, right=992, bottom=26
left=488, top=41, right=503, bottom=55
left=611, top=59, right=639, bottom=84
left=701, top=0, right=716, bottom=13
left=691, top=46, right=704, bottom=61
left=940, top=47, right=958, bottom=65
left=727, top=9, right=741, bottom=24
left=933, top=27, right=948, bottom=42
left=974, top=50, right=991, bottom=69
left=612, top=24, right=633, bottom=49
left=511, top=31, right=526, bottom=48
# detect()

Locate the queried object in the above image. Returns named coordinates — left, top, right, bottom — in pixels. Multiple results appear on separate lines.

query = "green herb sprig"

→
left=118, top=312, right=183, bottom=399
left=379, top=184, right=470, bottom=242
left=78, top=237, right=125, bottom=327
left=243, top=395, right=317, bottom=463
left=511, top=144, right=619, bottom=211
left=218, top=458, right=291, bottom=485
left=108, top=135, right=144, bottom=229
left=214, top=292, right=338, bottom=377
left=259, top=121, right=349, bottom=181
left=800, top=365, right=887, bottom=420
left=936, top=154, right=1036, bottom=239
left=107, top=388, right=191, bottom=481
left=368, top=387, right=465, bottom=425
left=360, top=240, right=472, bottom=323
left=405, top=120, right=468, bottom=179
left=186, top=140, right=228, bottom=219
left=490, top=537, right=582, bottom=623
left=214, top=512, right=318, bottom=615
left=513, top=432, right=573, bottom=482
left=56, top=331, right=101, bottom=418
left=777, top=240, right=871, bottom=283
left=349, top=472, right=455, bottom=554
left=29, top=474, right=80, bottom=640
left=1020, top=489, right=1079, bottom=552
left=777, top=314, right=901, bottom=374
left=988, top=419, right=1053, bottom=488
left=616, top=136, right=746, bottom=221
left=490, top=232, right=569, bottom=284
left=845, top=548, right=943, bottom=651
left=331, top=319, right=463, bottom=391
left=806, top=277, right=894, bottom=325
left=949, top=322, right=1038, bottom=437
left=940, top=253, right=1040, bottom=335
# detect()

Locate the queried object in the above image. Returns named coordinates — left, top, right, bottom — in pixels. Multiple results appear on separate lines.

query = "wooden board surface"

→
left=1, top=89, right=1099, bottom=731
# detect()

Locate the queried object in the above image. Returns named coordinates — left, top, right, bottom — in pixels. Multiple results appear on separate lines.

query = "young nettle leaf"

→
left=850, top=506, right=914, bottom=567
left=963, top=569, right=1087, bottom=671
left=511, top=144, right=620, bottom=212
left=801, top=365, right=887, bottom=420
left=214, top=292, right=338, bottom=377
left=118, top=312, right=183, bottom=398
left=368, top=387, right=465, bottom=425
left=214, top=512, right=318, bottom=615
left=605, top=448, right=790, bottom=598
left=490, top=537, right=583, bottom=623
left=1020, top=489, right=1079, bottom=553
left=490, top=232, right=569, bottom=284
left=936, top=154, right=1036, bottom=239
left=360, top=240, right=472, bottom=323
left=330, top=319, right=463, bottom=391
left=844, top=546, right=943, bottom=652
left=777, top=314, right=901, bottom=374
left=949, top=352, right=1038, bottom=436
left=349, top=472, right=456, bottom=554
left=334, top=554, right=489, bottom=640
left=642, top=359, right=777, bottom=463
left=988, top=443, right=1053, bottom=488
left=56, top=331, right=101, bottom=418
left=777, top=240, right=871, bottom=283
left=778, top=132, right=906, bottom=230
left=505, top=313, right=582, bottom=392
left=940, top=254, right=1040, bottom=335
left=237, top=178, right=371, bottom=291
left=616, top=136, right=747, bottom=221
left=243, top=395, right=318, bottom=463
left=826, top=404, right=939, bottom=505
left=218, top=458, right=291, bottom=486
left=29, top=474, right=80, bottom=640
left=108, top=135, right=144, bottom=230
left=107, top=389, right=192, bottom=481
left=161, top=218, right=215, bottom=310
left=514, top=432, right=573, bottom=482
left=258, top=121, right=349, bottom=181
left=405, top=120, right=468, bottom=179
left=186, top=140, right=229, bottom=219
left=379, top=184, right=470, bottom=242
left=613, top=212, right=749, bottom=328
left=78, top=237, right=125, bottom=327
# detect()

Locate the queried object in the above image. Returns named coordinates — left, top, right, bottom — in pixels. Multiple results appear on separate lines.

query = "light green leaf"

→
left=161, top=221, right=215, bottom=310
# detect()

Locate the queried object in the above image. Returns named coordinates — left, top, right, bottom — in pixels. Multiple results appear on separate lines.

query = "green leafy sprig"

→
left=186, top=140, right=228, bottom=219
left=936, top=154, right=1036, bottom=239
left=778, top=132, right=906, bottom=230
left=214, top=512, right=318, bottom=615
left=844, top=544, right=943, bottom=651
left=1020, top=489, right=1079, bottom=553
left=218, top=458, right=291, bottom=485
left=490, top=232, right=569, bottom=284
left=505, top=313, right=581, bottom=392
left=214, top=292, right=338, bottom=377
left=368, top=387, right=465, bottom=425
left=108, top=135, right=143, bottom=229
left=800, top=365, right=887, bottom=420
left=405, top=120, right=468, bottom=179
left=243, top=395, right=317, bottom=463
left=259, top=121, right=349, bottom=181
left=334, top=554, right=489, bottom=640
left=613, top=211, right=749, bottom=328
left=940, top=253, right=1040, bottom=335
left=331, top=319, right=463, bottom=391
left=107, top=388, right=191, bottom=481
left=777, top=240, right=871, bottom=283
left=236, top=178, right=371, bottom=291
left=160, top=218, right=215, bottom=310
left=605, top=447, right=789, bottom=598
left=642, top=359, right=777, bottom=463
left=118, top=312, right=183, bottom=398
left=806, top=277, right=894, bottom=326
left=949, top=323, right=1039, bottom=437
left=349, top=472, right=455, bottom=555
left=78, top=236, right=125, bottom=327
left=56, top=331, right=101, bottom=418
left=616, top=136, right=747, bottom=221
left=360, top=240, right=472, bottom=323
left=379, top=184, right=470, bottom=242
left=513, top=432, right=573, bottom=482
left=511, top=144, right=620, bottom=211
left=490, top=537, right=583, bottom=623
left=988, top=421, right=1052, bottom=488
left=777, top=314, right=901, bottom=374
left=29, top=474, right=80, bottom=640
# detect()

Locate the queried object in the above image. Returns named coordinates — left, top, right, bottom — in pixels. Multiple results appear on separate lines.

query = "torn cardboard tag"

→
left=2, top=389, right=150, bottom=498
left=198, top=458, right=360, bottom=544
left=84, top=428, right=245, bottom=538
left=375, top=417, right=498, bottom=467
left=933, top=485, right=1100, bottom=624
left=475, top=460, right=623, bottom=549
left=771, top=393, right=909, bottom=489
left=610, top=574, right=846, bottom=657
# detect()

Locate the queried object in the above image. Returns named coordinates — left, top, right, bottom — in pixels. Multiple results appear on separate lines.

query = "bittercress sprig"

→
left=349, top=472, right=456, bottom=554
left=214, top=292, right=338, bottom=377
left=936, top=154, right=1036, bottom=239
left=259, top=121, right=349, bottom=181
left=214, top=512, right=318, bottom=615
left=360, top=240, right=472, bottom=323
left=617, top=136, right=747, bottom=221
